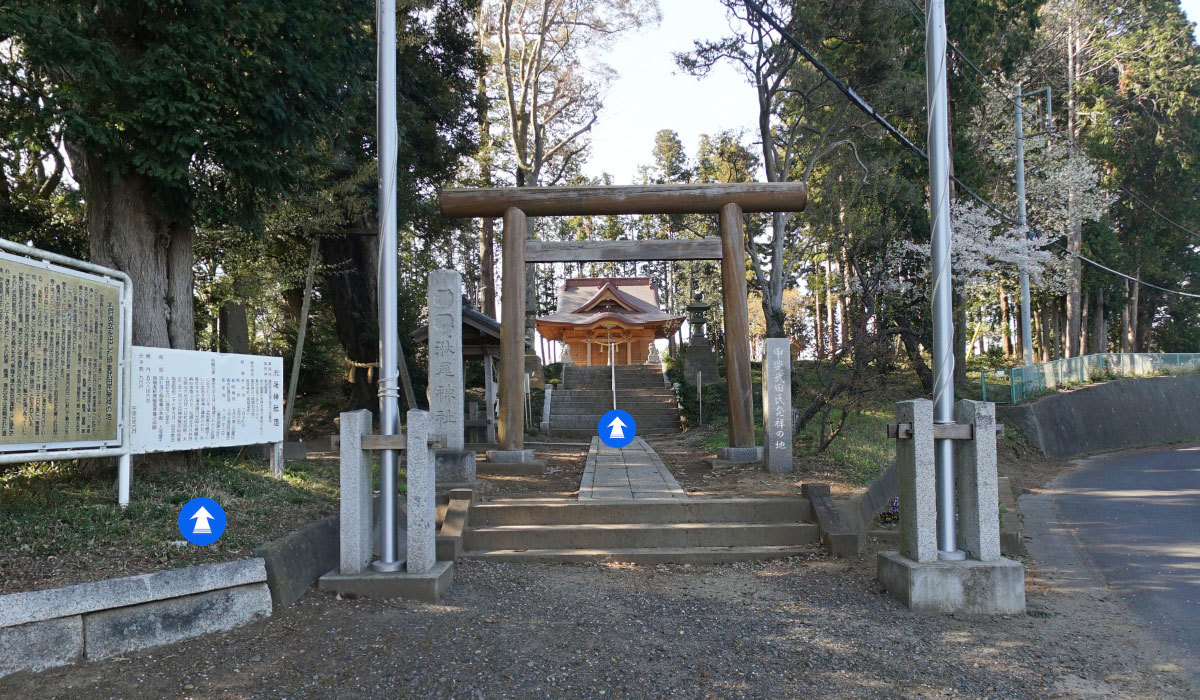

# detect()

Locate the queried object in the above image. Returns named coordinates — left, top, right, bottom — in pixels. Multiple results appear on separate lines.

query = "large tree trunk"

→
left=1000, top=288, right=1013, bottom=359
left=813, top=290, right=823, bottom=358
left=83, top=154, right=198, bottom=472
left=762, top=286, right=786, bottom=338
left=480, top=218, right=496, bottom=318
left=219, top=301, right=251, bottom=354
left=1092, top=287, right=1106, bottom=353
left=1080, top=288, right=1089, bottom=355
left=320, top=232, right=380, bottom=410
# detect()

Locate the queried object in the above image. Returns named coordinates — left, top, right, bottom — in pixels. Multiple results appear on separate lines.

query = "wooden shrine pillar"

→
left=720, top=203, right=755, bottom=448
left=499, top=207, right=527, bottom=450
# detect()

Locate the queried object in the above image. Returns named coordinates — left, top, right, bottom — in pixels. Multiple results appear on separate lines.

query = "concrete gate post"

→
left=878, top=399, right=1025, bottom=615
left=337, top=409, right=374, bottom=574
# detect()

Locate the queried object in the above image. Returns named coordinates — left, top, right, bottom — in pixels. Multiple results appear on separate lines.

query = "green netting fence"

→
left=979, top=352, right=1200, bottom=405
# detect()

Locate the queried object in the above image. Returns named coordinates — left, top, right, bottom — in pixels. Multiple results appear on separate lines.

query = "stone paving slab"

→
left=579, top=437, right=686, bottom=500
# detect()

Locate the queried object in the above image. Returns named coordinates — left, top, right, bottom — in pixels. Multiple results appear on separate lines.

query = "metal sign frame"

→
left=0, top=238, right=133, bottom=465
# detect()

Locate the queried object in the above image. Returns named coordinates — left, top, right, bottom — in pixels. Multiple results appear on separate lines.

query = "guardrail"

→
left=979, top=352, right=1200, bottom=404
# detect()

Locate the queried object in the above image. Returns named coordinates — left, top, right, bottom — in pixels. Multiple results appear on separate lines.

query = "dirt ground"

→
left=470, top=442, right=590, bottom=500
left=3, top=536, right=1191, bottom=699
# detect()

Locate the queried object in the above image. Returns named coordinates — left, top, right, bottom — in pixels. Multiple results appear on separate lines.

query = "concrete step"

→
left=468, top=498, right=814, bottom=526
left=549, top=428, right=680, bottom=438
left=550, top=407, right=677, bottom=417
left=549, top=418, right=680, bottom=430
left=555, top=389, right=675, bottom=397
left=463, top=521, right=819, bottom=551
left=462, top=545, right=816, bottom=565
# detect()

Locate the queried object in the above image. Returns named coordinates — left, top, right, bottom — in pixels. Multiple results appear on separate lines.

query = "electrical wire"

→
left=741, top=0, right=1200, bottom=300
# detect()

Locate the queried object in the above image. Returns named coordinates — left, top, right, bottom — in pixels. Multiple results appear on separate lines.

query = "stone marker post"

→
left=954, top=399, right=1000, bottom=561
left=427, top=270, right=464, bottom=450
left=896, top=399, right=937, bottom=563
left=406, top=409, right=436, bottom=574
left=338, top=409, right=373, bottom=574
left=762, top=338, right=793, bottom=473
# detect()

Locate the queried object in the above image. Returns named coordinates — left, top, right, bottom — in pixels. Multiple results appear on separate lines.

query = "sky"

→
left=582, top=0, right=1200, bottom=183
left=579, top=0, right=759, bottom=182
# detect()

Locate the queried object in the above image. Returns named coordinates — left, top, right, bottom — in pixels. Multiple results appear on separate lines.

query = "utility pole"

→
left=1014, top=83, right=1035, bottom=366
left=373, top=0, right=403, bottom=573
left=1014, top=83, right=1052, bottom=367
left=925, top=0, right=964, bottom=560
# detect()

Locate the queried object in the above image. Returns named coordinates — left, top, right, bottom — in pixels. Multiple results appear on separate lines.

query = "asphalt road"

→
left=1053, top=443, right=1200, bottom=682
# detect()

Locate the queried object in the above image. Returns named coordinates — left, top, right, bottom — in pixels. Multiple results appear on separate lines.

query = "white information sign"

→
left=129, top=347, right=284, bottom=454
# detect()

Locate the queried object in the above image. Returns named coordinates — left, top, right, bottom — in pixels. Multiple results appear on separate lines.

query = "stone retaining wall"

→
left=997, top=374, right=1200, bottom=459
left=0, top=558, right=271, bottom=678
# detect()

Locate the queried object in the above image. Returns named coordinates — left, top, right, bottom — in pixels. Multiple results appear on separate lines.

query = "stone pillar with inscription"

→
left=762, top=338, right=793, bottom=473
left=427, top=270, right=476, bottom=485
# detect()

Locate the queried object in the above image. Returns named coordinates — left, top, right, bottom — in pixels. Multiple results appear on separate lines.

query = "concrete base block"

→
left=436, top=450, right=477, bottom=485
left=477, top=460, right=547, bottom=476
left=0, top=616, right=83, bottom=677
left=716, top=446, right=763, bottom=463
left=318, top=560, right=454, bottom=602
left=485, top=449, right=535, bottom=463
left=877, top=550, right=1025, bottom=615
left=83, top=583, right=272, bottom=660
left=254, top=515, right=339, bottom=607
left=283, top=440, right=307, bottom=460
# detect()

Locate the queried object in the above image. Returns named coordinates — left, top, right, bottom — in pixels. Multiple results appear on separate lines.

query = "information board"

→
left=129, top=348, right=284, bottom=454
left=0, top=250, right=123, bottom=452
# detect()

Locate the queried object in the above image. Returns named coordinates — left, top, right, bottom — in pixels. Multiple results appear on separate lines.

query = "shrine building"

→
left=535, top=277, right=684, bottom=366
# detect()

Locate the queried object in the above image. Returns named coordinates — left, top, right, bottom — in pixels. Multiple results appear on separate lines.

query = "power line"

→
left=742, top=0, right=1200, bottom=300
left=1050, top=242, right=1200, bottom=298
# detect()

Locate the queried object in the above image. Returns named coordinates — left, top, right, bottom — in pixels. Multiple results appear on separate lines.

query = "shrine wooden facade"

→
left=536, top=278, right=683, bottom=366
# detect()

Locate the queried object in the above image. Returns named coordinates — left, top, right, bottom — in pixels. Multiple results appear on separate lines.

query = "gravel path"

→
left=3, top=541, right=1192, bottom=699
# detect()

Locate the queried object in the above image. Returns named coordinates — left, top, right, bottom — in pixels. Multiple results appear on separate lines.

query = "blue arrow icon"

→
left=178, top=497, right=226, bottom=546
left=599, top=409, right=637, bottom=449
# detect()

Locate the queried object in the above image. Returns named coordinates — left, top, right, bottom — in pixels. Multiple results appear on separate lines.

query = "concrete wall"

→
left=997, top=374, right=1200, bottom=459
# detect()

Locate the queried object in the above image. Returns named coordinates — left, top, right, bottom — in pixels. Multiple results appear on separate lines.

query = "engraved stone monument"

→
left=762, top=338, right=793, bottom=473
left=427, top=270, right=464, bottom=451
left=426, top=270, right=476, bottom=485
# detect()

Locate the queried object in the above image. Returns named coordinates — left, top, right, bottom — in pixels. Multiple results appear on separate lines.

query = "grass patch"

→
left=1, top=454, right=339, bottom=593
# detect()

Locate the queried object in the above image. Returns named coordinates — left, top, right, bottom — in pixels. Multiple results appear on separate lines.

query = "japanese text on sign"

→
left=0, top=251, right=122, bottom=450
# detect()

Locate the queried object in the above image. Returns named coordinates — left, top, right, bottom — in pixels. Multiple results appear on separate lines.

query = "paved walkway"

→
left=578, top=436, right=687, bottom=500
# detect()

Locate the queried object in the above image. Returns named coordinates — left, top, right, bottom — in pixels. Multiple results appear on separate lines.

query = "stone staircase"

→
left=460, top=498, right=820, bottom=564
left=549, top=365, right=680, bottom=439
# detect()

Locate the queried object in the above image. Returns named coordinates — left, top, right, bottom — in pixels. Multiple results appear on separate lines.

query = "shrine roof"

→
left=535, top=277, right=684, bottom=336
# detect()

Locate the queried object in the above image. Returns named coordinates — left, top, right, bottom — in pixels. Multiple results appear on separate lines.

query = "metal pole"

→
left=1015, top=82, right=1035, bottom=367
left=372, top=0, right=402, bottom=573
left=609, top=333, right=616, bottom=411
left=925, top=0, right=964, bottom=560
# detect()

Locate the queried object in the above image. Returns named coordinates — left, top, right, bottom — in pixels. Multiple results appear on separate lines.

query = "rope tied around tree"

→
left=346, top=358, right=378, bottom=383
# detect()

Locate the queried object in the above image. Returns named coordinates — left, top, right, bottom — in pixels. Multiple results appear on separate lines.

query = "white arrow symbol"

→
left=607, top=416, right=627, bottom=440
left=190, top=506, right=215, bottom=534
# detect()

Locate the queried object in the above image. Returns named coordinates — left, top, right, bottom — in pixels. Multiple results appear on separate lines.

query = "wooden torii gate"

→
left=439, top=183, right=807, bottom=458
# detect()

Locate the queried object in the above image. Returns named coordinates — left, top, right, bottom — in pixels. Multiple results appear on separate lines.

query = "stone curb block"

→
left=83, top=583, right=272, bottom=660
left=0, top=557, right=267, bottom=629
left=254, top=515, right=340, bottom=608
left=0, top=615, right=83, bottom=677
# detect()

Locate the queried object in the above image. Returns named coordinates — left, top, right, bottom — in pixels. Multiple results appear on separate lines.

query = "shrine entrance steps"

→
left=460, top=497, right=819, bottom=565
left=548, top=365, right=680, bottom=439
